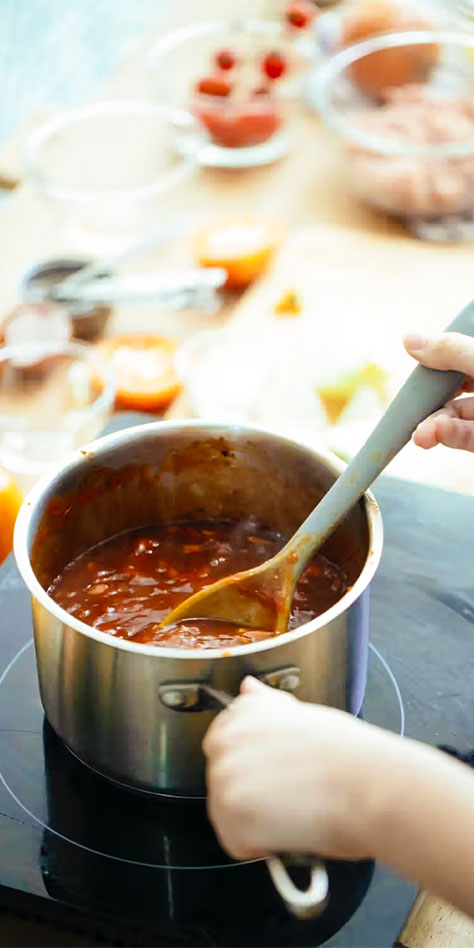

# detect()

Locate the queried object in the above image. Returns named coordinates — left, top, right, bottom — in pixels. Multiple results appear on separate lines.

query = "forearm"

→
left=365, top=737, right=474, bottom=918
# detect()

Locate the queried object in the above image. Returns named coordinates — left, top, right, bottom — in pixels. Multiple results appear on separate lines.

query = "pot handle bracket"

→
left=159, top=673, right=329, bottom=918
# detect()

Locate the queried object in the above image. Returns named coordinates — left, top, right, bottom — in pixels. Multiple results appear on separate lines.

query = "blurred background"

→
left=0, top=0, right=474, bottom=564
left=0, top=1, right=165, bottom=146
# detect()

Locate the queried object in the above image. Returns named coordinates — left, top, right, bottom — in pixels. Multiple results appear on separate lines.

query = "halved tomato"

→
left=95, top=335, right=181, bottom=413
left=195, top=217, right=282, bottom=289
left=195, top=100, right=281, bottom=149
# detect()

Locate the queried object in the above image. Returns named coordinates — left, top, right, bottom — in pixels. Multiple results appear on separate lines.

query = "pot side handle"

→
left=266, top=854, right=328, bottom=919
left=159, top=680, right=329, bottom=919
left=202, top=685, right=329, bottom=919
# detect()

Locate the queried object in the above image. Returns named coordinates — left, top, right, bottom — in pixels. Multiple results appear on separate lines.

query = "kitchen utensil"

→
left=161, top=300, right=474, bottom=634
left=14, top=423, right=381, bottom=917
left=14, top=422, right=381, bottom=787
left=48, top=266, right=227, bottom=309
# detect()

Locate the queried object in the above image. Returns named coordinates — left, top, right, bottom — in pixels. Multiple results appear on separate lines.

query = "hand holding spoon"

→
left=161, top=301, right=474, bottom=634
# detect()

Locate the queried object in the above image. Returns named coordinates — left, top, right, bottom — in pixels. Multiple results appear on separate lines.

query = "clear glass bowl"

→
left=148, top=19, right=303, bottom=169
left=0, top=341, right=114, bottom=491
left=314, top=30, right=474, bottom=240
left=23, top=100, right=194, bottom=255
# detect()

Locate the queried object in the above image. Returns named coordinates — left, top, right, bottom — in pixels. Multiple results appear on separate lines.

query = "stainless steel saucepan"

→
left=14, top=421, right=383, bottom=917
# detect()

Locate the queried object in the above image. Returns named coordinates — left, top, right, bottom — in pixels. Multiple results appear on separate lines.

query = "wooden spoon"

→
left=160, top=302, right=474, bottom=635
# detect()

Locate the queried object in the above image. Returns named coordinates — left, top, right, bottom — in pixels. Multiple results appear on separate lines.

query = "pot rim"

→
left=14, top=420, right=383, bottom=661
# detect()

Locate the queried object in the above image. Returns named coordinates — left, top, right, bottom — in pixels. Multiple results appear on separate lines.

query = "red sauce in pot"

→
left=47, top=519, right=347, bottom=650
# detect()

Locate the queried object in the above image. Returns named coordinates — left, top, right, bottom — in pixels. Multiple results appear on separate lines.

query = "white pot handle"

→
left=266, top=854, right=328, bottom=919
left=159, top=678, right=330, bottom=918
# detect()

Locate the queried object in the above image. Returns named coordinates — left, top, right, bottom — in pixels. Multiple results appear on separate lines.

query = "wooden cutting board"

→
left=169, top=224, right=474, bottom=495
left=396, top=892, right=474, bottom=948
left=222, top=223, right=474, bottom=338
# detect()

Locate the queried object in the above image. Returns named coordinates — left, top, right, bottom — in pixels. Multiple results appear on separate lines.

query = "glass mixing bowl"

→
left=23, top=100, right=194, bottom=255
left=314, top=30, right=474, bottom=240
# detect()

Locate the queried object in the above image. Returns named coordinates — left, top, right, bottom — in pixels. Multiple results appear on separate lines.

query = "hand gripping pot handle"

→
left=159, top=680, right=329, bottom=919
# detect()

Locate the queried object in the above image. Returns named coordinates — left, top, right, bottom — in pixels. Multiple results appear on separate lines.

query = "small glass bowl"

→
left=0, top=341, right=114, bottom=491
left=314, top=30, right=474, bottom=240
left=148, top=19, right=303, bottom=169
left=23, top=100, right=194, bottom=255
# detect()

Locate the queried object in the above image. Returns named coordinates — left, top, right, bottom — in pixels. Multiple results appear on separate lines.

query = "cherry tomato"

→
left=285, top=0, right=318, bottom=28
left=195, top=75, right=232, bottom=97
left=262, top=50, right=286, bottom=81
left=215, top=48, right=237, bottom=70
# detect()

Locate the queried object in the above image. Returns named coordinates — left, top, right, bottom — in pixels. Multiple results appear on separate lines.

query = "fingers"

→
left=450, top=396, right=474, bottom=420
left=202, top=678, right=291, bottom=757
left=240, top=675, right=270, bottom=696
left=429, top=416, right=474, bottom=452
left=404, top=331, right=474, bottom=377
left=413, top=397, right=474, bottom=452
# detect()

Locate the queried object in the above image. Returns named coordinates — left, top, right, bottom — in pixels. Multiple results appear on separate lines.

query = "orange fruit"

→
left=340, top=0, right=439, bottom=99
left=195, top=218, right=282, bottom=289
left=95, top=335, right=181, bottom=413
left=0, top=468, right=22, bottom=565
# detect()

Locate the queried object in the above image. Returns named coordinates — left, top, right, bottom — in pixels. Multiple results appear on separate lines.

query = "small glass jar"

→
left=0, top=341, right=114, bottom=492
left=20, top=258, right=112, bottom=342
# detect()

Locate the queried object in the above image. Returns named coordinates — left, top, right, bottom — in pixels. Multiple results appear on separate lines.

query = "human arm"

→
left=203, top=676, right=474, bottom=919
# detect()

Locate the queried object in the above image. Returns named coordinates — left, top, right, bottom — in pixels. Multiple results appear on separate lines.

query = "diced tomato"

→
left=215, top=48, right=237, bottom=71
left=285, top=0, right=318, bottom=29
left=262, top=50, right=287, bottom=81
left=195, top=75, right=232, bottom=97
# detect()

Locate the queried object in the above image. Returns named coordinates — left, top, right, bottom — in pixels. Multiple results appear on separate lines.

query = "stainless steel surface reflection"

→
left=14, top=421, right=382, bottom=796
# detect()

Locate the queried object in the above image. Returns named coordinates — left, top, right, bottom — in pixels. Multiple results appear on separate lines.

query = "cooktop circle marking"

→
left=0, top=638, right=405, bottom=869
left=0, top=639, right=257, bottom=870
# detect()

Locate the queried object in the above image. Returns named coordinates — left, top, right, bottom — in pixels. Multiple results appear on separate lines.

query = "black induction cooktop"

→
left=0, top=416, right=473, bottom=947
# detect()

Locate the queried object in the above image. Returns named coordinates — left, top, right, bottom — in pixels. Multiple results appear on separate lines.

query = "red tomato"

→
left=215, top=48, right=237, bottom=70
left=195, top=101, right=281, bottom=148
left=262, top=50, right=287, bottom=81
left=285, top=0, right=318, bottom=28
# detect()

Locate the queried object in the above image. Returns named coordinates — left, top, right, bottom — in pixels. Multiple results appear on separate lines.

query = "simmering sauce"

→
left=48, top=519, right=348, bottom=649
